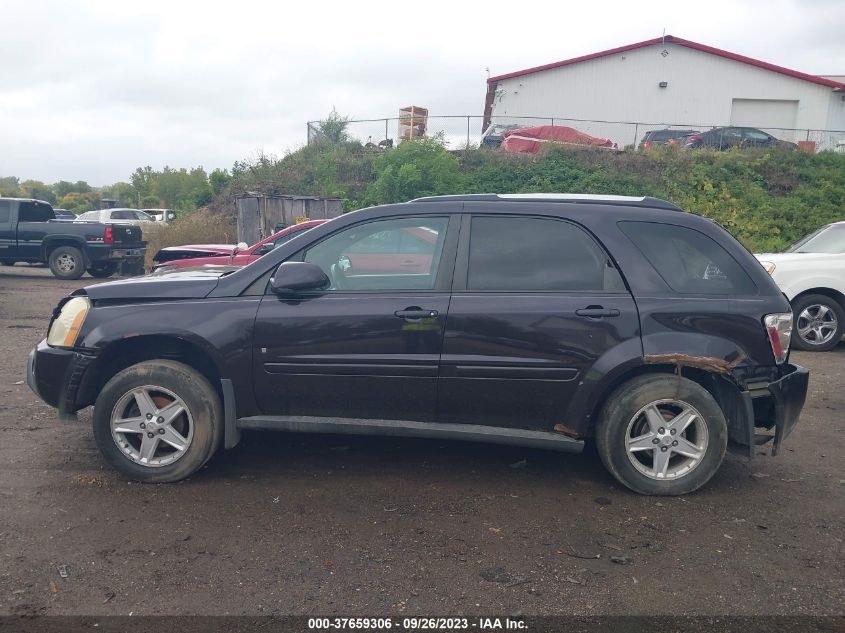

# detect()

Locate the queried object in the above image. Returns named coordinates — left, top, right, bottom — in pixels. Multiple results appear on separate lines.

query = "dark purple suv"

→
left=27, top=194, right=808, bottom=495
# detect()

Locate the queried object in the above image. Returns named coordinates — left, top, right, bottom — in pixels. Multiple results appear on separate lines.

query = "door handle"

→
left=575, top=306, right=620, bottom=318
left=395, top=307, right=438, bottom=320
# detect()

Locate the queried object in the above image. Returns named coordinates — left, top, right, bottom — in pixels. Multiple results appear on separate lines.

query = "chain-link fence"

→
left=307, top=116, right=845, bottom=153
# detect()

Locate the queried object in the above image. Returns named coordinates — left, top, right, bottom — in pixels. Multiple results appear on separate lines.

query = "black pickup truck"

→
left=0, top=198, right=146, bottom=279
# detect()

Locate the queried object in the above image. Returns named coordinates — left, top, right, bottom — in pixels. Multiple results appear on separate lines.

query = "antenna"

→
left=662, top=28, right=666, bottom=44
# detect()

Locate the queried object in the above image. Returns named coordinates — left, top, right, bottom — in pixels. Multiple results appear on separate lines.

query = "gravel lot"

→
left=1, top=264, right=843, bottom=617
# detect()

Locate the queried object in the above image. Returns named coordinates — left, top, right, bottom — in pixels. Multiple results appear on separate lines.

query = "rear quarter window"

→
left=18, top=202, right=54, bottom=223
left=619, top=221, right=757, bottom=295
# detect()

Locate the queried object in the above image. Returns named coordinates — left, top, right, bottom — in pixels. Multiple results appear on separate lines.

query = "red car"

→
left=151, top=220, right=327, bottom=272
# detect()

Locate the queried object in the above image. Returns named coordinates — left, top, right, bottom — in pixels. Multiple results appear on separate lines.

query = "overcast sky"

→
left=1, top=0, right=843, bottom=185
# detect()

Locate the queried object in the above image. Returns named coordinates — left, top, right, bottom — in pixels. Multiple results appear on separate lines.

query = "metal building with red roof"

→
left=483, top=35, right=845, bottom=150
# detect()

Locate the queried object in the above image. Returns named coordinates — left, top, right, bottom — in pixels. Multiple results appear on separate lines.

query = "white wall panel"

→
left=490, top=43, right=839, bottom=148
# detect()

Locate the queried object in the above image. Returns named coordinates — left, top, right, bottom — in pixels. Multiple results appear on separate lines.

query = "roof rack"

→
left=412, top=193, right=683, bottom=211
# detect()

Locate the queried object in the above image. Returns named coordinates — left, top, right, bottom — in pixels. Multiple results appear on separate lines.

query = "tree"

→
left=209, top=168, right=231, bottom=196
left=100, top=182, right=137, bottom=207
left=20, top=180, right=57, bottom=205
left=316, top=108, right=350, bottom=144
left=53, top=180, right=92, bottom=199
left=0, top=176, right=21, bottom=197
left=191, top=186, right=213, bottom=207
left=130, top=167, right=156, bottom=199
left=59, top=191, right=99, bottom=213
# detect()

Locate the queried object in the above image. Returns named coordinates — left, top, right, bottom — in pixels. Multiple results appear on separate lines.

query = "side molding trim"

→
left=236, top=416, right=585, bottom=453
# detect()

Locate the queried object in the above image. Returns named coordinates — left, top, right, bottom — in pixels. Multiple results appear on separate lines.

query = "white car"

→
left=76, top=208, right=157, bottom=225
left=75, top=208, right=160, bottom=238
left=756, top=221, right=845, bottom=351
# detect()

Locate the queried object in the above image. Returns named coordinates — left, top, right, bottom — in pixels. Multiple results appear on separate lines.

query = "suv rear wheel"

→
left=92, top=360, right=223, bottom=482
left=596, top=375, right=727, bottom=495
left=791, top=293, right=844, bottom=352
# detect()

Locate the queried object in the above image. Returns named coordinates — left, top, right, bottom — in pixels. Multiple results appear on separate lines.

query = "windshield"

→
left=786, top=224, right=845, bottom=253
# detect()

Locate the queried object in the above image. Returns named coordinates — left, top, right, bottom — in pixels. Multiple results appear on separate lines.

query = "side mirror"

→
left=234, top=241, right=248, bottom=254
left=269, top=262, right=329, bottom=296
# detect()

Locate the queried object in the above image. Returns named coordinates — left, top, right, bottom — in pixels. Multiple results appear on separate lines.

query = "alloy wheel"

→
left=796, top=304, right=838, bottom=346
left=625, top=399, right=709, bottom=480
left=110, top=385, right=194, bottom=467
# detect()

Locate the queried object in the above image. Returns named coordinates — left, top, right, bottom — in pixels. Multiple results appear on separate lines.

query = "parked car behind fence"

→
left=684, top=127, right=797, bottom=150
left=639, top=128, right=700, bottom=149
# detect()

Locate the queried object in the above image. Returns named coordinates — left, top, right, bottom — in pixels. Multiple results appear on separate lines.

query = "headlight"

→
left=47, top=296, right=91, bottom=348
left=759, top=261, right=776, bottom=275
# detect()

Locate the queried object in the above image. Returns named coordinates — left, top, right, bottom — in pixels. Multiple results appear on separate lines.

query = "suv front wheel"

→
left=596, top=375, right=728, bottom=495
left=92, top=360, right=223, bottom=482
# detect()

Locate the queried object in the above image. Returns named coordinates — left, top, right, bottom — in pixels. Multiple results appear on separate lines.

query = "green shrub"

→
left=215, top=140, right=845, bottom=253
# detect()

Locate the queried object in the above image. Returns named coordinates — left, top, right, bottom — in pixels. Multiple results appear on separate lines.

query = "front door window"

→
left=303, top=217, right=449, bottom=291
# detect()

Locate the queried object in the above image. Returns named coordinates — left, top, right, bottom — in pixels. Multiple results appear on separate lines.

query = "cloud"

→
left=1, top=0, right=842, bottom=184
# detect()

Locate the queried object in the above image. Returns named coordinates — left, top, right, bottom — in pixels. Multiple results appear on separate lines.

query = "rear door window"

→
left=466, top=216, right=625, bottom=292
left=18, top=202, right=54, bottom=222
left=619, top=221, right=757, bottom=295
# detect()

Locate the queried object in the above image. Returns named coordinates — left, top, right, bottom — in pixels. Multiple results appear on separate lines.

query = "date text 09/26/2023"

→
left=307, top=617, right=528, bottom=630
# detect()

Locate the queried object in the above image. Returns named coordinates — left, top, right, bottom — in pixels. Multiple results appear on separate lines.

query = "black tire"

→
left=48, top=245, right=85, bottom=280
left=595, top=374, right=728, bottom=496
left=92, top=360, right=223, bottom=483
left=120, top=258, right=146, bottom=277
left=790, top=293, right=845, bottom=352
left=87, top=262, right=118, bottom=278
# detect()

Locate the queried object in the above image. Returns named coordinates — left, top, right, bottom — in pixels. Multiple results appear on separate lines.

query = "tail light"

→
left=686, top=133, right=703, bottom=144
left=104, top=226, right=113, bottom=245
left=764, top=313, right=793, bottom=364
left=643, top=141, right=652, bottom=149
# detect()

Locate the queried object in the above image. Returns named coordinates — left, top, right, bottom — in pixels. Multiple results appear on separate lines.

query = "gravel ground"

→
left=0, top=264, right=843, bottom=618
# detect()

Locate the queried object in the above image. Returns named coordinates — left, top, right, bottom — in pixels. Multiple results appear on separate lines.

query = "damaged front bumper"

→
left=27, top=339, right=94, bottom=422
